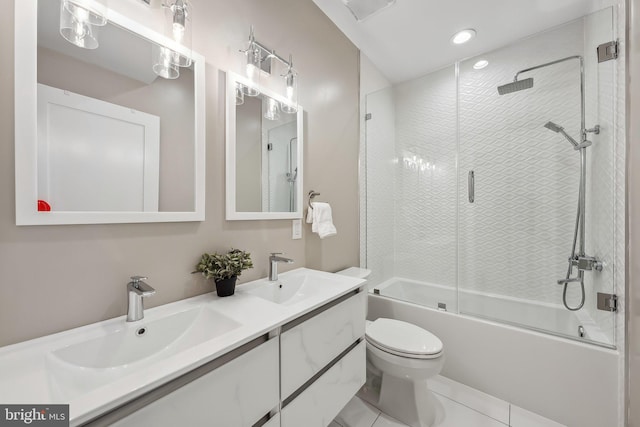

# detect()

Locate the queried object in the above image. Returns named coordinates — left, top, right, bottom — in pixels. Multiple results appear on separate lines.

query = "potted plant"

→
left=194, top=249, right=253, bottom=297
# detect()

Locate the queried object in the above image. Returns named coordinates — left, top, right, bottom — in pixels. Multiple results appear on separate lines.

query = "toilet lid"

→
left=366, top=318, right=443, bottom=357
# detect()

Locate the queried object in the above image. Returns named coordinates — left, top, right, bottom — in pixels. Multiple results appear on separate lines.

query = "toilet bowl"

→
left=334, top=268, right=444, bottom=427
left=360, top=318, right=444, bottom=427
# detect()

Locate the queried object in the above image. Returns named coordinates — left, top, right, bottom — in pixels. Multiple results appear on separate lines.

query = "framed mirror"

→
left=14, top=0, right=206, bottom=225
left=225, top=72, right=303, bottom=220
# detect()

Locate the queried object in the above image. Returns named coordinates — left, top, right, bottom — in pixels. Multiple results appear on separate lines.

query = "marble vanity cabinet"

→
left=280, top=291, right=367, bottom=427
left=109, top=337, right=280, bottom=426
left=107, top=291, right=366, bottom=427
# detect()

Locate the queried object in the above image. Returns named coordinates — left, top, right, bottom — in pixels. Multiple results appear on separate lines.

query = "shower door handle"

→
left=468, top=170, right=475, bottom=203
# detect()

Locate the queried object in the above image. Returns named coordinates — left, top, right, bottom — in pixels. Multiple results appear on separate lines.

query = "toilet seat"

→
left=366, top=318, right=443, bottom=360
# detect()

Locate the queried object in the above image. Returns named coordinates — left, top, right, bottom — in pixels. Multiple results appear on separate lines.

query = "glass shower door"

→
left=457, top=7, right=617, bottom=347
left=364, top=67, right=458, bottom=312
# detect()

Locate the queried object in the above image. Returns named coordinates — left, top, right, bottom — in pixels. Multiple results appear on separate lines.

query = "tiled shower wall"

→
left=457, top=20, right=583, bottom=306
left=393, top=67, right=457, bottom=289
left=365, top=9, right=622, bottom=345
left=364, top=88, right=396, bottom=286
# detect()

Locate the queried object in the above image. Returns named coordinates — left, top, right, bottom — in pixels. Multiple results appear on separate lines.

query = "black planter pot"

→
left=215, top=276, right=237, bottom=297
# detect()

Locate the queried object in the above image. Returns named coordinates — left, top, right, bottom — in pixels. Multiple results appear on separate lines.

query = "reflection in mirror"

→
left=236, top=93, right=297, bottom=212
left=226, top=73, right=303, bottom=220
left=15, top=0, right=205, bottom=224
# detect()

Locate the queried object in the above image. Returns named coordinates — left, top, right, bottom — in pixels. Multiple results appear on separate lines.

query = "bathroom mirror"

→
left=225, top=72, right=303, bottom=220
left=14, top=0, right=206, bottom=225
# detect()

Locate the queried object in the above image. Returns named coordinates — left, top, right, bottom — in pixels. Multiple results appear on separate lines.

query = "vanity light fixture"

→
left=163, top=0, right=192, bottom=67
left=281, top=56, right=298, bottom=114
left=451, top=28, right=476, bottom=45
left=152, top=45, right=180, bottom=79
left=473, top=59, right=489, bottom=70
left=240, top=26, right=299, bottom=113
left=264, top=97, right=281, bottom=121
left=59, top=0, right=108, bottom=50
left=243, top=28, right=262, bottom=97
left=153, top=0, right=192, bottom=79
left=235, top=83, right=245, bottom=106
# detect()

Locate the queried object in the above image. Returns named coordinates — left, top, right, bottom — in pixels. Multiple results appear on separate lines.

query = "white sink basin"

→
left=244, top=269, right=353, bottom=306
left=50, top=307, right=241, bottom=369
left=246, top=276, right=310, bottom=305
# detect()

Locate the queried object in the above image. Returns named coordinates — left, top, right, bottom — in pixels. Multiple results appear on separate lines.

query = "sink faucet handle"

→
left=270, top=252, right=283, bottom=257
left=126, top=276, right=155, bottom=322
left=128, top=276, right=155, bottom=296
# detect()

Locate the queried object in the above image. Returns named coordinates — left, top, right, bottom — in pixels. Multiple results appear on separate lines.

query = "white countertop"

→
left=0, top=268, right=365, bottom=425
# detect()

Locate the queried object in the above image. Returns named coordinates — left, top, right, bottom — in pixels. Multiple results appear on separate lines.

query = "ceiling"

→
left=312, top=0, right=598, bottom=83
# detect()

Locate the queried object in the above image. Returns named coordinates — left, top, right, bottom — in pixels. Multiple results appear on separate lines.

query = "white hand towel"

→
left=306, top=206, right=314, bottom=224
left=311, top=202, right=337, bottom=239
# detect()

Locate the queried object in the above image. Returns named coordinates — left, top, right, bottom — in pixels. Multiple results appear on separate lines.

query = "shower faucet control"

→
left=585, top=125, right=601, bottom=135
left=557, top=256, right=602, bottom=286
left=573, top=255, right=603, bottom=272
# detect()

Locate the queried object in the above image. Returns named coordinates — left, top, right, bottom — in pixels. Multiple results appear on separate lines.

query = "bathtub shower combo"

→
left=364, top=7, right=621, bottom=348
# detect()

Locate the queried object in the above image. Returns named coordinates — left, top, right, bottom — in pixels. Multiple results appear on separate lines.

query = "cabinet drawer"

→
left=111, top=338, right=279, bottom=427
left=280, top=341, right=366, bottom=427
left=281, top=291, right=366, bottom=399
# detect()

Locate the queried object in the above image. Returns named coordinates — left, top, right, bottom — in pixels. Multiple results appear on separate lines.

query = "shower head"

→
left=543, top=121, right=579, bottom=148
left=497, top=78, right=534, bottom=95
left=544, top=121, right=563, bottom=133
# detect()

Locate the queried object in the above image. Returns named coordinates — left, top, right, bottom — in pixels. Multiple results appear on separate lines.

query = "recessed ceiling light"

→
left=451, top=29, right=477, bottom=45
left=473, top=60, right=489, bottom=70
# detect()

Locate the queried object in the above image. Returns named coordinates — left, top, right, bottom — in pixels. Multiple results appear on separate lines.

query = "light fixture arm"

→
left=240, top=26, right=296, bottom=74
left=283, top=54, right=296, bottom=79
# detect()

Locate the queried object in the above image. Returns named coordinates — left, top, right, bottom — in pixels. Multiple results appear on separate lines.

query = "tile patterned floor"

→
left=332, top=375, right=566, bottom=427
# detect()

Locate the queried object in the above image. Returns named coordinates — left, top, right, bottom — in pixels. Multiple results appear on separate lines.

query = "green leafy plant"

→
left=194, top=249, right=253, bottom=281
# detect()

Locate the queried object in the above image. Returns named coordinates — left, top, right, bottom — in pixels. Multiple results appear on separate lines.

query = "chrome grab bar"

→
left=468, top=170, right=475, bottom=203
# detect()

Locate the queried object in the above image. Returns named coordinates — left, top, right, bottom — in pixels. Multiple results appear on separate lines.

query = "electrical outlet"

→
left=292, top=219, right=302, bottom=239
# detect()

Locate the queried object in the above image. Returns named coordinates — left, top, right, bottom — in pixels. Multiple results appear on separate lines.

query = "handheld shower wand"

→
left=543, top=122, right=579, bottom=148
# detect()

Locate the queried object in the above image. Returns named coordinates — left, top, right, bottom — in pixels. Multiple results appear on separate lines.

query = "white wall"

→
left=626, top=0, right=640, bottom=424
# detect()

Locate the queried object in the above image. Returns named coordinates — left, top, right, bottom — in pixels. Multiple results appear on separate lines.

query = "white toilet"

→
left=360, top=318, right=444, bottom=427
left=336, top=268, right=445, bottom=427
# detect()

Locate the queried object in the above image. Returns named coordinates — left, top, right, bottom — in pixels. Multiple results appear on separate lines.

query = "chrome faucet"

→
left=126, top=276, right=156, bottom=322
left=269, top=253, right=294, bottom=281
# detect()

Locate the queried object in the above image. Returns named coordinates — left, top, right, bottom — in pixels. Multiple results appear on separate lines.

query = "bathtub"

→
left=367, top=277, right=621, bottom=427
left=371, top=277, right=612, bottom=346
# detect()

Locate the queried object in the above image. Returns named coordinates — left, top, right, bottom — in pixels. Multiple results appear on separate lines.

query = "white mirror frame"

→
left=15, top=0, right=206, bottom=225
left=225, top=71, right=304, bottom=220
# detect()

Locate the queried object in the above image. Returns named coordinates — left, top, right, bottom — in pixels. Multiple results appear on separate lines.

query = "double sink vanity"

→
left=0, top=269, right=367, bottom=426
